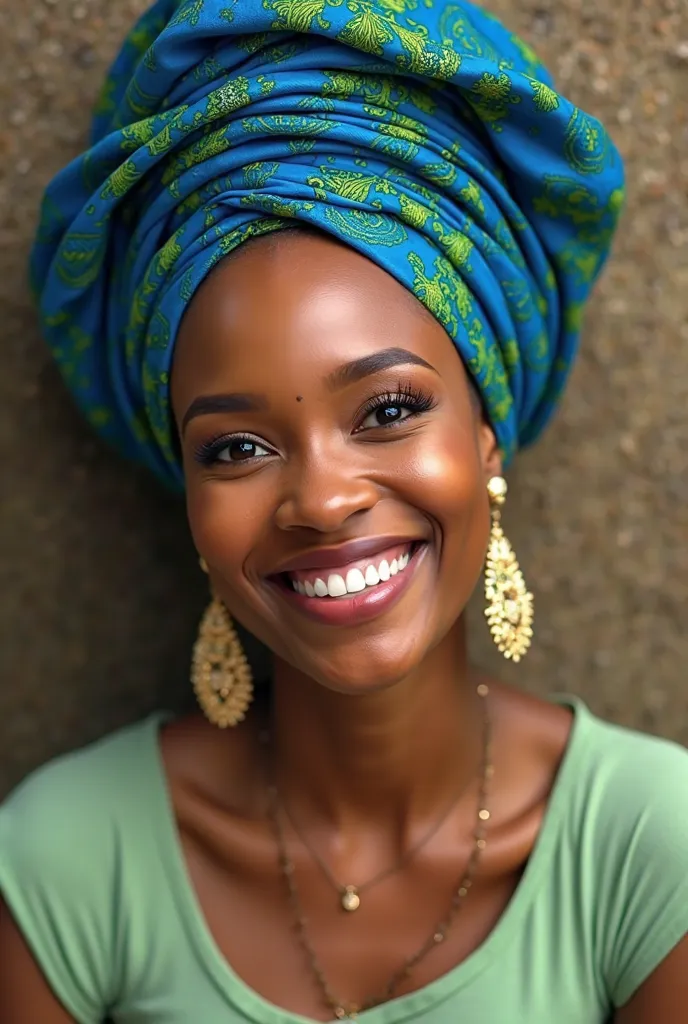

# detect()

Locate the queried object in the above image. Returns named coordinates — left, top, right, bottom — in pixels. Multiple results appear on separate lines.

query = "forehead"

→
left=171, top=232, right=461, bottom=401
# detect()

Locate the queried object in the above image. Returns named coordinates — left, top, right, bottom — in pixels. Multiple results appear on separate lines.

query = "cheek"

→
left=399, top=417, right=484, bottom=522
left=185, top=479, right=268, bottom=585
left=399, top=419, right=489, bottom=591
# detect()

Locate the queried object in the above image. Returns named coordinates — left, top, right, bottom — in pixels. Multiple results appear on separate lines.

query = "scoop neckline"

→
left=144, top=695, right=590, bottom=1024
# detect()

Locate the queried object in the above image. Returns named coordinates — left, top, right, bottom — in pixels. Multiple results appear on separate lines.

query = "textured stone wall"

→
left=1, top=0, right=686, bottom=797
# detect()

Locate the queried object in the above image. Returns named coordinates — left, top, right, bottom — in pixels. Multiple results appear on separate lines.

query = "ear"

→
left=464, top=372, right=503, bottom=482
left=476, top=412, right=503, bottom=483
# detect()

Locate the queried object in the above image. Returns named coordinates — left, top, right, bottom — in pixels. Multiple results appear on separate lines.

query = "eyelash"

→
left=193, top=382, right=436, bottom=467
left=194, top=434, right=262, bottom=467
left=355, top=383, right=436, bottom=431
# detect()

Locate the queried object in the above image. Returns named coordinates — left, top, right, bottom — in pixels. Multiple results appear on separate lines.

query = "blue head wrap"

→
left=30, top=0, right=624, bottom=489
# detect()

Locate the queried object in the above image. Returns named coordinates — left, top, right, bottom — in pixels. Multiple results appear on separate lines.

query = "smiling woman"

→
left=174, top=233, right=494, bottom=688
left=1, top=1, right=687, bottom=1023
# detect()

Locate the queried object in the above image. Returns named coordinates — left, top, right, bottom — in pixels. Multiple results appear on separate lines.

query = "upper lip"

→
left=269, top=536, right=422, bottom=575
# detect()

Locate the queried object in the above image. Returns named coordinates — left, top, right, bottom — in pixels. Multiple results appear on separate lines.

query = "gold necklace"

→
left=266, top=683, right=492, bottom=1020
left=279, top=707, right=487, bottom=913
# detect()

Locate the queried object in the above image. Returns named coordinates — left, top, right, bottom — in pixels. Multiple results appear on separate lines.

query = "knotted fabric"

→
left=30, top=0, right=625, bottom=488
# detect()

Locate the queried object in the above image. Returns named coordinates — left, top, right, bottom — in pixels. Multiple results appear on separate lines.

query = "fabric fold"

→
left=31, top=0, right=625, bottom=488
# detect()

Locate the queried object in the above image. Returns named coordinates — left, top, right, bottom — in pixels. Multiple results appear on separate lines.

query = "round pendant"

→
left=341, top=885, right=360, bottom=912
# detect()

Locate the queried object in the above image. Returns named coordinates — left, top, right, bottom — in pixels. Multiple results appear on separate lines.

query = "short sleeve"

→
left=0, top=750, right=118, bottom=1023
left=596, top=731, right=688, bottom=1007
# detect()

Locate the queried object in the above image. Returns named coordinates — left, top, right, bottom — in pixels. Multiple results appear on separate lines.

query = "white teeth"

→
left=327, top=574, right=347, bottom=598
left=345, top=568, right=366, bottom=594
left=364, top=564, right=380, bottom=587
left=291, top=547, right=415, bottom=599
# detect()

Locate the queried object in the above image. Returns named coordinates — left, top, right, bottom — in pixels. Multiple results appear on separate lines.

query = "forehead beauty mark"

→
left=181, top=347, right=439, bottom=433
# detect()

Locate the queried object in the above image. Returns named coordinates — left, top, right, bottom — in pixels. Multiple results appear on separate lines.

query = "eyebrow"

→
left=181, top=347, right=438, bottom=433
left=325, top=347, right=438, bottom=390
left=181, top=392, right=267, bottom=433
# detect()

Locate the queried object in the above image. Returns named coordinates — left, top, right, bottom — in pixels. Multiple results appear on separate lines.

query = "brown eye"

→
left=359, top=403, right=413, bottom=430
left=355, top=386, right=436, bottom=435
left=374, top=404, right=405, bottom=425
left=195, top=435, right=273, bottom=467
left=217, top=439, right=270, bottom=463
left=229, top=441, right=258, bottom=461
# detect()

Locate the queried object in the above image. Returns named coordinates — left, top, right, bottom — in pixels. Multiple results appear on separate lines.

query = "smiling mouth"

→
left=266, top=541, right=427, bottom=627
left=281, top=541, right=418, bottom=600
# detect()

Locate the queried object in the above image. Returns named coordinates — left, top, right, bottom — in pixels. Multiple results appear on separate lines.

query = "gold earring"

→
left=192, top=559, right=253, bottom=727
left=484, top=476, right=533, bottom=662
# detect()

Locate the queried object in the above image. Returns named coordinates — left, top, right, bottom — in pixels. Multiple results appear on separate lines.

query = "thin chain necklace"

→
left=266, top=682, right=493, bottom=1021
left=279, top=709, right=487, bottom=913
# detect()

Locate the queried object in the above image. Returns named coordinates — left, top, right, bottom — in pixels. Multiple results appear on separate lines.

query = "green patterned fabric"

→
left=30, top=0, right=625, bottom=488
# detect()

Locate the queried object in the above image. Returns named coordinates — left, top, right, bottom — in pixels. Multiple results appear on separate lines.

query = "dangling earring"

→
left=484, top=477, right=534, bottom=662
left=192, top=558, right=253, bottom=727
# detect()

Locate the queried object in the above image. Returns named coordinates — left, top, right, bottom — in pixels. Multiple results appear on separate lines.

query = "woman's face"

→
left=172, top=232, right=501, bottom=693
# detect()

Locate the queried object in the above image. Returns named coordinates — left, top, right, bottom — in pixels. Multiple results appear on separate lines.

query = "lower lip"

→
left=268, top=544, right=428, bottom=627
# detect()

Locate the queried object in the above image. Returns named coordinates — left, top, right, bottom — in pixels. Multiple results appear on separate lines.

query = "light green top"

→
left=0, top=698, right=687, bottom=1024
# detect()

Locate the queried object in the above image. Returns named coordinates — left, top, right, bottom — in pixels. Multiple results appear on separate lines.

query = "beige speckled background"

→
left=0, top=0, right=686, bottom=797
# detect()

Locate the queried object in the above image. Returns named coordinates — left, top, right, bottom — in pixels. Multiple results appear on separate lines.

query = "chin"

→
left=283, top=631, right=429, bottom=696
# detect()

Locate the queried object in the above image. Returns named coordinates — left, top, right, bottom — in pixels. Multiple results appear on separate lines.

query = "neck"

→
left=268, top=619, right=484, bottom=831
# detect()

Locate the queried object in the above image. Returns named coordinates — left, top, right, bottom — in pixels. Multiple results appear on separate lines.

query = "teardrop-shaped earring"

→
left=484, top=477, right=534, bottom=662
left=191, top=559, right=253, bottom=728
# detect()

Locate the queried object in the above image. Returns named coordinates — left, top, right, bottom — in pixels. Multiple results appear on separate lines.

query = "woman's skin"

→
left=0, top=232, right=685, bottom=1022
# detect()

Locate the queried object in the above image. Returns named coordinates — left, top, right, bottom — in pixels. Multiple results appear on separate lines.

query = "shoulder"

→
left=0, top=713, right=168, bottom=1021
left=0, top=712, right=167, bottom=849
left=564, top=702, right=688, bottom=865
left=564, top=703, right=688, bottom=1007
left=571, top=702, right=688, bottom=821
left=0, top=712, right=168, bottom=906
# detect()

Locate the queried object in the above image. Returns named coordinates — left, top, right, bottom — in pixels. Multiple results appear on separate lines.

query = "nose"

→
left=273, top=450, right=379, bottom=534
